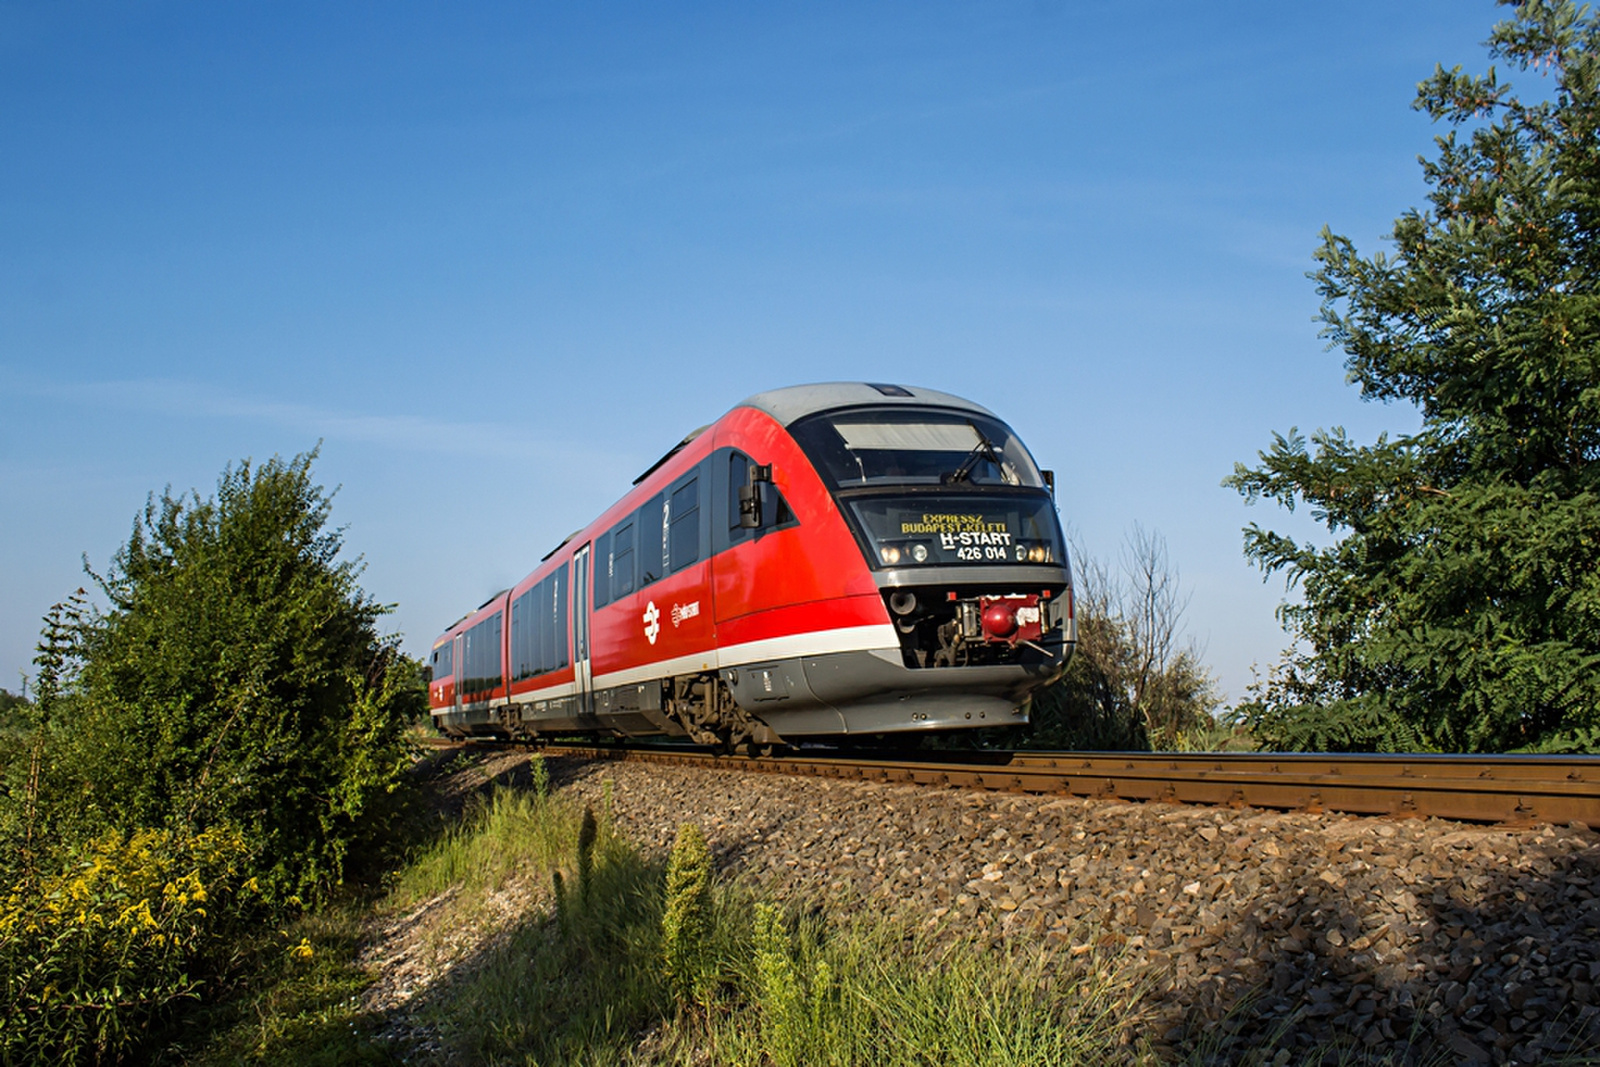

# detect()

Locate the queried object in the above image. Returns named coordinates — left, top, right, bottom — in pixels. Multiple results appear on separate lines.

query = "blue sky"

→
left=2, top=1, right=1501, bottom=705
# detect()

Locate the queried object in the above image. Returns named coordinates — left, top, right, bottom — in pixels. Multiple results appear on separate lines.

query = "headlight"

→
left=880, top=542, right=931, bottom=565
left=1021, top=545, right=1052, bottom=563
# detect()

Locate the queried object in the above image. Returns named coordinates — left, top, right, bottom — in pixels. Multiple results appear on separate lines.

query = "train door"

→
left=572, top=544, right=593, bottom=716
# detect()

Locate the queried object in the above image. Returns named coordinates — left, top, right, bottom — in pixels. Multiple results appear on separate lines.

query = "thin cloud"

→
left=7, top=374, right=600, bottom=466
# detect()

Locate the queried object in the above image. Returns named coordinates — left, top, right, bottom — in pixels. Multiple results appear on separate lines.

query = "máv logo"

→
left=643, top=601, right=661, bottom=645
left=671, top=601, right=700, bottom=627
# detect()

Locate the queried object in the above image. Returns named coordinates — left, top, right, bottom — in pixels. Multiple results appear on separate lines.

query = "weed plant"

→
left=0, top=825, right=255, bottom=1065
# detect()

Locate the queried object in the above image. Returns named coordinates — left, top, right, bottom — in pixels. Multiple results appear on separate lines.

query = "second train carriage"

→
left=429, top=382, right=1076, bottom=749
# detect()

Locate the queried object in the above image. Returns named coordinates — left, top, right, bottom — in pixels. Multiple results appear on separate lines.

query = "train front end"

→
left=733, top=384, right=1075, bottom=736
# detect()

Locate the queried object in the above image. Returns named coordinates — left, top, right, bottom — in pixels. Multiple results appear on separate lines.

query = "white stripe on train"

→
left=589, top=623, right=898, bottom=690
left=434, top=623, right=900, bottom=710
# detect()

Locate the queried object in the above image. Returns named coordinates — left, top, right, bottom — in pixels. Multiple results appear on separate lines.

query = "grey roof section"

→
left=738, top=382, right=997, bottom=427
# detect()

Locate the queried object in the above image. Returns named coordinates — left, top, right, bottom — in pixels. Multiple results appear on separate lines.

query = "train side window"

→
left=612, top=520, right=635, bottom=598
left=637, top=493, right=664, bottom=587
left=463, top=614, right=503, bottom=695
left=539, top=574, right=558, bottom=674
left=554, top=563, right=569, bottom=669
left=512, top=594, right=524, bottom=680
left=464, top=623, right=479, bottom=692
left=493, top=614, right=504, bottom=691
left=536, top=587, right=546, bottom=677
left=669, top=476, right=700, bottom=572
left=592, top=531, right=610, bottom=608
left=510, top=588, right=530, bottom=681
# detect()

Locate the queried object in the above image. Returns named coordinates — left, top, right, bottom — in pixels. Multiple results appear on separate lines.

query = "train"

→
left=428, top=382, right=1075, bottom=751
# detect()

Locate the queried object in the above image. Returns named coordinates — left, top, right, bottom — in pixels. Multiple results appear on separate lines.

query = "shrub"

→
left=42, top=450, right=423, bottom=905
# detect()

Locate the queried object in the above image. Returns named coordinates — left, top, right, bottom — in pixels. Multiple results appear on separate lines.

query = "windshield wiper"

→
left=942, top=425, right=1004, bottom=485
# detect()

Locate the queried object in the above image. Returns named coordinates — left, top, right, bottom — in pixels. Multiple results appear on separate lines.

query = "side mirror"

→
left=1041, top=469, right=1055, bottom=496
left=738, top=464, right=775, bottom=529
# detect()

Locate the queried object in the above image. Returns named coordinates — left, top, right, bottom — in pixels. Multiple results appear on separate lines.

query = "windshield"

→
left=789, top=408, right=1045, bottom=489
left=846, top=493, right=1064, bottom=568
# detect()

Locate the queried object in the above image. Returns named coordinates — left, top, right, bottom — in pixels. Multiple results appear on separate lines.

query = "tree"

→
left=1228, top=0, right=1600, bottom=753
left=40, top=449, right=422, bottom=901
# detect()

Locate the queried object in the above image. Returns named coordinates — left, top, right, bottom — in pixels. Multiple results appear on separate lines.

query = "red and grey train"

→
left=428, top=382, right=1076, bottom=750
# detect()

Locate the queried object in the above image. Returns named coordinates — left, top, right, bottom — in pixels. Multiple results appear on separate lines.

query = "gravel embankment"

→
left=539, top=753, right=1600, bottom=1065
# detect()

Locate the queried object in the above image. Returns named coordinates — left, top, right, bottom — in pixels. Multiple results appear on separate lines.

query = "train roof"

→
left=738, top=382, right=997, bottom=427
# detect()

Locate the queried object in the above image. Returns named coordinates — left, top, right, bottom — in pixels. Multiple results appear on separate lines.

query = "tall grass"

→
left=730, top=905, right=1148, bottom=1066
left=391, top=785, right=575, bottom=906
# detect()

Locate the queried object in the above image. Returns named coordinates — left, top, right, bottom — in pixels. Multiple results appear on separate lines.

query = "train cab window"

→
left=789, top=408, right=1045, bottom=489
left=431, top=643, right=453, bottom=678
left=611, top=521, right=635, bottom=598
left=669, top=477, right=700, bottom=572
left=637, top=493, right=665, bottom=587
left=729, top=453, right=750, bottom=536
left=720, top=449, right=795, bottom=551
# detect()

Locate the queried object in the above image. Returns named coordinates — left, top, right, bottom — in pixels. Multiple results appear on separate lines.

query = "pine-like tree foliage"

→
left=54, top=449, right=420, bottom=902
left=1228, top=0, right=1600, bottom=753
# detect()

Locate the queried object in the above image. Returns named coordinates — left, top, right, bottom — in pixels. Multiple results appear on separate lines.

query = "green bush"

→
left=38, top=449, right=422, bottom=904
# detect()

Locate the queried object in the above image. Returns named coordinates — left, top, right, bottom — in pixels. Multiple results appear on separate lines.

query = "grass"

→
left=153, top=908, right=390, bottom=1067
left=392, top=784, right=577, bottom=905
left=392, top=778, right=1157, bottom=1065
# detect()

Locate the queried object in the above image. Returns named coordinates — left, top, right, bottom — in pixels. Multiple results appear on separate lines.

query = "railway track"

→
left=426, top=737, right=1600, bottom=828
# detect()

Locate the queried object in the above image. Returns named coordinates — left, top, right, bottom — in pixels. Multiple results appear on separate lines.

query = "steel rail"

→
left=528, top=744, right=1600, bottom=828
